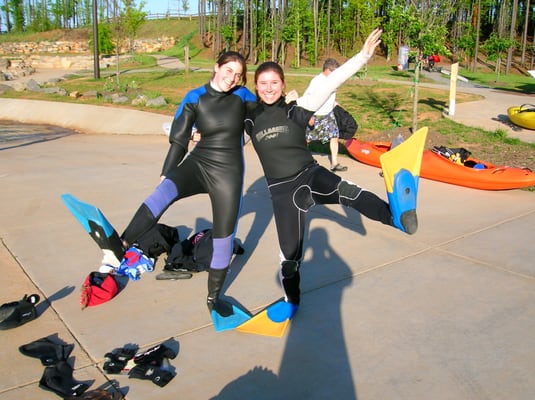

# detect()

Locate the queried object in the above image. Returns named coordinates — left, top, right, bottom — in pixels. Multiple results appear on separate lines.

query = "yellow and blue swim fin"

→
left=235, top=300, right=298, bottom=338
left=379, top=127, right=427, bottom=234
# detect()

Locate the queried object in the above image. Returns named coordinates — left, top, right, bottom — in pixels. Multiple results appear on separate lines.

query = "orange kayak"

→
left=345, top=139, right=535, bottom=190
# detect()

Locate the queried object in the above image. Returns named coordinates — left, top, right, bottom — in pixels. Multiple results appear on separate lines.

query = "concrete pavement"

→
left=1, top=64, right=535, bottom=399
left=1, top=112, right=535, bottom=399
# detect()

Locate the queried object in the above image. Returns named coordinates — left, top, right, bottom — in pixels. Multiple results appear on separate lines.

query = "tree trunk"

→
left=242, top=0, right=249, bottom=57
left=198, top=0, right=203, bottom=42
left=506, top=0, right=518, bottom=74
left=326, top=0, right=331, bottom=57
left=249, top=0, right=256, bottom=63
left=313, top=0, right=318, bottom=65
left=472, top=0, right=481, bottom=72
left=412, top=64, right=419, bottom=132
left=520, top=0, right=530, bottom=66
left=5, top=0, right=12, bottom=32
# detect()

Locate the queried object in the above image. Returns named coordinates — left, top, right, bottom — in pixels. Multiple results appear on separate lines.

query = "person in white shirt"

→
left=304, top=58, right=347, bottom=172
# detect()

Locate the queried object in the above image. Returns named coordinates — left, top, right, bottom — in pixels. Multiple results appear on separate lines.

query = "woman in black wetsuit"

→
left=122, top=51, right=256, bottom=316
left=245, top=29, right=417, bottom=308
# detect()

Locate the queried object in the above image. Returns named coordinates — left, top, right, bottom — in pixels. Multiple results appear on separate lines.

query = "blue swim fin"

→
left=211, top=304, right=251, bottom=332
left=61, top=194, right=124, bottom=265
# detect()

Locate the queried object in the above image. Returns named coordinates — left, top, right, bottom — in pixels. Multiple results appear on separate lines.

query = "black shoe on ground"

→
left=331, top=164, right=348, bottom=172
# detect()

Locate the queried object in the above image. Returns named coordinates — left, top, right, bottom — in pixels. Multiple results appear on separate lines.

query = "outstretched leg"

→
left=338, top=179, right=417, bottom=234
left=337, top=180, right=394, bottom=226
left=122, top=179, right=179, bottom=245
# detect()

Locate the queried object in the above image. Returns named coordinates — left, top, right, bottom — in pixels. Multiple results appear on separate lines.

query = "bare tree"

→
left=472, top=0, right=481, bottom=72
left=312, top=0, right=318, bottom=64
left=505, top=0, right=518, bottom=74
left=198, top=0, right=207, bottom=46
left=520, top=0, right=531, bottom=66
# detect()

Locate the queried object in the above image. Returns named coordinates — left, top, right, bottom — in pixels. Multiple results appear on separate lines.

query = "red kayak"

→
left=345, top=139, right=535, bottom=190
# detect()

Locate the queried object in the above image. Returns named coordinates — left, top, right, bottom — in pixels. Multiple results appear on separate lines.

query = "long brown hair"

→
left=214, top=51, right=248, bottom=85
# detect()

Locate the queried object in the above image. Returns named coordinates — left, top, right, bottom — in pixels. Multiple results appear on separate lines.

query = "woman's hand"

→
left=362, top=28, right=383, bottom=57
left=285, top=89, right=299, bottom=103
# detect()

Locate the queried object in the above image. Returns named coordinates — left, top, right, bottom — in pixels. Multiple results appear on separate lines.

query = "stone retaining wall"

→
left=0, top=36, right=176, bottom=57
left=0, top=36, right=177, bottom=71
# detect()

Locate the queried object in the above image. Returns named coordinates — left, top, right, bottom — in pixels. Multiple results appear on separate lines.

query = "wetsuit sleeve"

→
left=297, top=51, right=371, bottom=111
left=241, top=87, right=258, bottom=122
left=161, top=92, right=199, bottom=175
left=161, top=143, right=186, bottom=176
left=241, top=87, right=257, bottom=138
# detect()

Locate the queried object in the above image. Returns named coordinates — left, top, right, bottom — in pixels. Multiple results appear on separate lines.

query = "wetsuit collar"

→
left=209, top=79, right=223, bottom=92
left=261, top=97, right=286, bottom=108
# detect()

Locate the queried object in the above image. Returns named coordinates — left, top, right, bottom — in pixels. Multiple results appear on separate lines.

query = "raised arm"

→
left=297, top=28, right=382, bottom=111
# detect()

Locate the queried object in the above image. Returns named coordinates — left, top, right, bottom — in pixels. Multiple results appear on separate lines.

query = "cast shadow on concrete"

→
left=0, top=121, right=76, bottom=151
left=36, top=285, right=75, bottom=316
left=210, top=227, right=358, bottom=399
left=494, top=114, right=524, bottom=131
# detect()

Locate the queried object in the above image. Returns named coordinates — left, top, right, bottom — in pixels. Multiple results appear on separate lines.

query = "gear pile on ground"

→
left=103, top=340, right=178, bottom=387
left=19, top=334, right=124, bottom=398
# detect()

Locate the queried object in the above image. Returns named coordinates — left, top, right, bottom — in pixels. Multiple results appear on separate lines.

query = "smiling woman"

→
left=119, top=50, right=258, bottom=327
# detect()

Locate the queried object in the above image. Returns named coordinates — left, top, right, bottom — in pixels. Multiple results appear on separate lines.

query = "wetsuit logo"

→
left=256, top=125, right=290, bottom=142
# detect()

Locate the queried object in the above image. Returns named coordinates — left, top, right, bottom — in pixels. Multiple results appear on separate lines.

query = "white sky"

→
left=143, top=0, right=198, bottom=16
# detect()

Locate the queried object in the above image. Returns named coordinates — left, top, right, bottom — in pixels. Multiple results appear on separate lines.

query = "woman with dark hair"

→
left=121, top=51, right=256, bottom=316
left=245, top=29, right=417, bottom=308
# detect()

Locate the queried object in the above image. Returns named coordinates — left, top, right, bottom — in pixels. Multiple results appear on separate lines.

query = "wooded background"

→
left=1, top=0, right=534, bottom=74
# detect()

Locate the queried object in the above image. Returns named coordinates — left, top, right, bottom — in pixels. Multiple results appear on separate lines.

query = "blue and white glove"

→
left=116, top=247, right=154, bottom=281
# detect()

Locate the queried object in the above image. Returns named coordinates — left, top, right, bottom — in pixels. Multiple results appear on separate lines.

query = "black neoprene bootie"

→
left=128, top=363, right=175, bottom=387
left=134, top=342, right=177, bottom=366
left=121, top=203, right=158, bottom=246
left=103, top=346, right=137, bottom=374
left=19, top=336, right=74, bottom=366
left=0, top=294, right=40, bottom=330
left=39, top=360, right=90, bottom=397
left=281, top=261, right=301, bottom=305
left=206, top=267, right=233, bottom=317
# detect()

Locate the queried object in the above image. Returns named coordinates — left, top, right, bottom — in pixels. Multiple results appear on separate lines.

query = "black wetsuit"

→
left=123, top=83, right=256, bottom=270
left=245, top=98, right=393, bottom=304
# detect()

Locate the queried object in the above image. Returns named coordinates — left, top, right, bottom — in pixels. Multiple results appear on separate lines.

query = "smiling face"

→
left=212, top=60, right=244, bottom=92
left=255, top=68, right=285, bottom=105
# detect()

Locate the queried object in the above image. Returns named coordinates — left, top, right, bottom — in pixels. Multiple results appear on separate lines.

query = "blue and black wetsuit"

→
left=122, top=82, right=256, bottom=276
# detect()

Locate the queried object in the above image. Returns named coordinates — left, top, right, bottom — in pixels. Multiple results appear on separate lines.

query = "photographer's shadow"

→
left=211, top=227, right=358, bottom=400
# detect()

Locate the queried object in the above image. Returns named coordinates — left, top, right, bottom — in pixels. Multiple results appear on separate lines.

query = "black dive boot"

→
left=207, top=267, right=233, bottom=317
left=281, top=260, right=301, bottom=306
left=121, top=204, right=158, bottom=246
